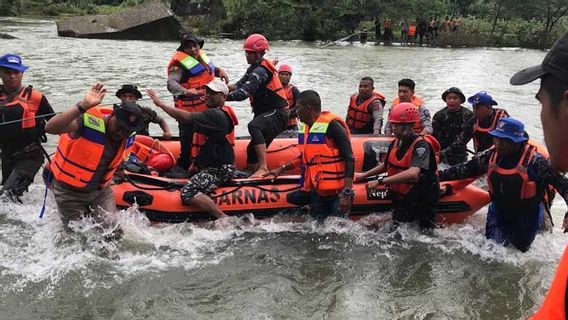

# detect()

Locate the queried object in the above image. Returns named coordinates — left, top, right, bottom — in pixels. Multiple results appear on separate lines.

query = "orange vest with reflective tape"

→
left=386, top=136, right=431, bottom=195
left=0, top=85, right=44, bottom=144
left=346, top=91, right=386, bottom=132
left=299, top=112, right=350, bottom=196
left=473, top=108, right=507, bottom=152
left=50, top=106, right=135, bottom=189
left=530, top=246, right=568, bottom=320
left=190, top=105, right=239, bottom=166
left=392, top=95, right=424, bottom=133
left=167, top=50, right=215, bottom=112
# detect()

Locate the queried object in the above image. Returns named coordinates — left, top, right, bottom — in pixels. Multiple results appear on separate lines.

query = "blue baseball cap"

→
left=467, top=91, right=498, bottom=106
left=489, top=117, right=528, bottom=143
left=0, top=54, right=28, bottom=72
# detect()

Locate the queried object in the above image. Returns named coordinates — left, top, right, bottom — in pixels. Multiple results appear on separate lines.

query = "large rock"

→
left=56, top=1, right=183, bottom=40
left=171, top=0, right=226, bottom=18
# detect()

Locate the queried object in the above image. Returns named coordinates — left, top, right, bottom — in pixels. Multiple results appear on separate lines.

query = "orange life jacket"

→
left=249, top=59, right=289, bottom=115
left=408, top=25, right=417, bottom=36
left=392, top=95, right=425, bottom=133
left=0, top=85, right=44, bottom=144
left=473, top=108, right=507, bottom=152
left=299, top=112, right=350, bottom=196
left=346, top=91, right=386, bottom=132
left=50, top=106, right=135, bottom=189
left=283, top=84, right=298, bottom=127
left=530, top=246, right=568, bottom=320
left=190, top=105, right=239, bottom=167
left=386, top=135, right=432, bottom=195
left=487, top=144, right=545, bottom=215
left=167, top=50, right=215, bottom=112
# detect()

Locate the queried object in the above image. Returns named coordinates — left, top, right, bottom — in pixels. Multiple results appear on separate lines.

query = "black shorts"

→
left=247, top=108, right=289, bottom=164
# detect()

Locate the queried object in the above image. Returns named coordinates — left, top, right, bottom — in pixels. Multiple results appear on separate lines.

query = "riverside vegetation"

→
left=1, top=0, right=567, bottom=49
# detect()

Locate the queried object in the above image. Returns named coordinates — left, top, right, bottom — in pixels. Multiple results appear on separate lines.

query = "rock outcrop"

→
left=56, top=1, right=182, bottom=41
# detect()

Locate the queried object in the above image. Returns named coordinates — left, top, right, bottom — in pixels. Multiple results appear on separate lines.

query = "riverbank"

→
left=2, top=0, right=566, bottom=49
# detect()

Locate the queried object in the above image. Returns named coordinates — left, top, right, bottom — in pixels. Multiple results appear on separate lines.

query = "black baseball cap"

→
left=116, top=84, right=142, bottom=99
left=510, top=30, right=568, bottom=85
left=113, top=102, right=145, bottom=133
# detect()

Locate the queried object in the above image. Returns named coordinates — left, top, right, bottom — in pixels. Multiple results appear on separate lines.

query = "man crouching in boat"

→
left=147, top=79, right=238, bottom=219
left=265, top=90, right=355, bottom=221
left=45, top=83, right=144, bottom=238
left=439, top=117, right=568, bottom=252
left=356, top=102, right=440, bottom=231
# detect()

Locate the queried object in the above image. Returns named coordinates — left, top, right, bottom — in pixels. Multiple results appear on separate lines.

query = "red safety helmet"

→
left=389, top=102, right=420, bottom=124
left=146, top=153, right=175, bottom=173
left=243, top=34, right=270, bottom=52
left=278, top=64, right=292, bottom=74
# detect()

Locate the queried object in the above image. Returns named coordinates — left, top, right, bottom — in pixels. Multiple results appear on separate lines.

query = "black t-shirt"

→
left=326, top=120, right=355, bottom=178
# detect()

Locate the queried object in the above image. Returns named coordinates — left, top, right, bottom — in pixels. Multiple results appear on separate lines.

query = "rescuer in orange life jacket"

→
left=45, top=83, right=145, bottom=239
left=0, top=53, right=55, bottom=203
left=357, top=102, right=440, bottom=231
left=278, top=64, right=301, bottom=132
left=265, top=90, right=355, bottom=221
left=508, top=29, right=568, bottom=319
left=167, top=32, right=230, bottom=171
left=227, top=34, right=290, bottom=178
left=384, top=78, right=432, bottom=136
left=147, top=79, right=238, bottom=219
left=439, top=117, right=568, bottom=252
left=345, top=76, right=386, bottom=135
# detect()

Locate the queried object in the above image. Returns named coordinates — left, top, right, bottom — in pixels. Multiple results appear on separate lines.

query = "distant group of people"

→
left=369, top=16, right=463, bottom=46
left=2, top=29, right=568, bottom=254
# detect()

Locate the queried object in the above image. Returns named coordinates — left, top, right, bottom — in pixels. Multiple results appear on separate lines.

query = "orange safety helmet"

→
left=278, top=64, right=292, bottom=74
left=389, top=102, right=420, bottom=124
left=146, top=153, right=175, bottom=173
left=244, top=34, right=270, bottom=52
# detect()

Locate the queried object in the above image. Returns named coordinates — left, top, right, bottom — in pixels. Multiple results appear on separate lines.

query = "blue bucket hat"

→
left=0, top=54, right=28, bottom=72
left=489, top=117, right=528, bottom=143
left=467, top=91, right=498, bottom=106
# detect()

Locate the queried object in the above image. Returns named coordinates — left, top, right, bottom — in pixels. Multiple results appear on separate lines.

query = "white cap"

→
left=205, top=78, right=229, bottom=95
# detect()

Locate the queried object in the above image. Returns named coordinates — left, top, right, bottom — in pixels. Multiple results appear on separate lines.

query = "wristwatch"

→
left=377, top=176, right=385, bottom=185
left=76, top=102, right=86, bottom=114
left=340, top=187, right=354, bottom=198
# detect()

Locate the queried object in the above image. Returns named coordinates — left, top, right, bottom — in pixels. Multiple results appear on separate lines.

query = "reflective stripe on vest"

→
left=386, top=136, right=423, bottom=195
left=300, top=111, right=350, bottom=196
left=167, top=50, right=215, bottom=112
left=473, top=109, right=507, bottom=152
left=392, top=95, right=424, bottom=133
left=50, top=106, right=135, bottom=189
left=346, top=91, right=386, bottom=130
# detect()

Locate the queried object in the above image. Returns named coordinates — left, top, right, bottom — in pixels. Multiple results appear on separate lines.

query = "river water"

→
left=1, top=17, right=565, bottom=319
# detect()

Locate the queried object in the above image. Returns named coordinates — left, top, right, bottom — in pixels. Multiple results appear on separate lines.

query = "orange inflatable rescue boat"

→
left=113, top=134, right=491, bottom=224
